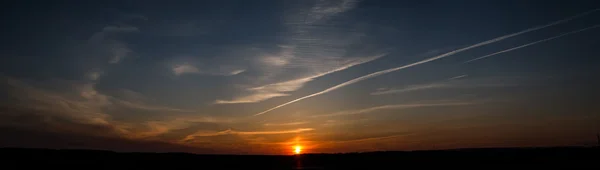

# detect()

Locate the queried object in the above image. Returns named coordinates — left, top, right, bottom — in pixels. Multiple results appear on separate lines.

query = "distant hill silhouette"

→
left=1, top=147, right=599, bottom=169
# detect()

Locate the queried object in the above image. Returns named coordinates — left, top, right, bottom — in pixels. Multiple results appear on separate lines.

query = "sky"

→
left=1, top=0, right=599, bottom=155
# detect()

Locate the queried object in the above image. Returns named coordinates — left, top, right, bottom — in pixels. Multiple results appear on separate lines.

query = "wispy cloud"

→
left=107, top=42, right=133, bottom=64
left=229, top=69, right=246, bottom=75
left=87, top=71, right=103, bottom=81
left=172, top=64, right=200, bottom=76
left=264, top=121, right=308, bottom=126
left=372, top=74, right=467, bottom=95
left=305, top=0, right=358, bottom=23
left=252, top=8, right=598, bottom=116
left=1, top=76, right=112, bottom=127
left=182, top=128, right=315, bottom=141
left=127, top=115, right=233, bottom=139
left=372, top=75, right=521, bottom=96
left=215, top=54, right=385, bottom=104
left=311, top=102, right=473, bottom=118
left=327, top=134, right=408, bottom=144
left=235, top=128, right=314, bottom=135
left=172, top=63, right=245, bottom=76
left=261, top=55, right=291, bottom=66
left=215, top=93, right=290, bottom=104
left=371, top=83, right=447, bottom=95
left=212, top=0, right=381, bottom=105
left=449, top=74, right=468, bottom=80
left=115, top=100, right=193, bottom=113
left=0, top=75, right=209, bottom=139
left=88, top=19, right=142, bottom=64
left=464, top=24, right=600, bottom=63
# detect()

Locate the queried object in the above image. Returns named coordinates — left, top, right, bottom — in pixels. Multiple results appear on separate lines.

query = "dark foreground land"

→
left=1, top=147, right=599, bottom=169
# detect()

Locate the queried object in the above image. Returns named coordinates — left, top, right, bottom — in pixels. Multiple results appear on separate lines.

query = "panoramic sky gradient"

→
left=1, top=0, right=599, bottom=154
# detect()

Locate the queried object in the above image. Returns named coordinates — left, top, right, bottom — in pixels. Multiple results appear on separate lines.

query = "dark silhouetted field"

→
left=1, top=147, right=599, bottom=169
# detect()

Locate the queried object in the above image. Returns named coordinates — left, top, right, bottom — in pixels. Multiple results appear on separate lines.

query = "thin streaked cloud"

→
left=252, top=8, right=598, bottom=116
left=372, top=76, right=523, bottom=96
left=172, top=63, right=245, bottom=76
left=464, top=24, right=600, bottom=63
left=449, top=74, right=468, bottom=80
left=371, top=83, right=447, bottom=95
left=311, top=102, right=474, bottom=118
left=264, top=121, right=309, bottom=126
left=215, top=53, right=385, bottom=104
left=213, top=0, right=384, bottom=105
left=182, top=128, right=315, bottom=141
left=172, top=64, right=200, bottom=76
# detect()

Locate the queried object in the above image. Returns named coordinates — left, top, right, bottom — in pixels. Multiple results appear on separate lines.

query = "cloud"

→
left=234, top=128, right=314, bottom=135
left=173, top=64, right=200, bottom=76
left=172, top=63, right=245, bottom=76
left=116, top=89, right=148, bottom=102
left=372, top=76, right=522, bottom=96
left=369, top=74, right=467, bottom=95
left=114, top=100, right=193, bottom=113
left=213, top=0, right=381, bottom=105
left=87, top=17, right=143, bottom=64
left=229, top=69, right=246, bottom=75
left=371, top=83, right=447, bottom=95
left=215, top=93, right=290, bottom=104
left=311, top=102, right=473, bottom=118
left=1, top=76, right=112, bottom=127
left=252, top=8, right=598, bottom=116
left=306, top=0, right=358, bottom=23
left=321, top=118, right=370, bottom=127
left=107, top=42, right=132, bottom=64
left=261, top=55, right=291, bottom=66
left=327, top=134, right=408, bottom=144
left=449, top=74, right=468, bottom=80
left=0, top=75, right=208, bottom=140
left=207, top=68, right=246, bottom=76
left=216, top=54, right=385, bottom=104
left=87, top=71, right=103, bottom=81
left=215, top=77, right=308, bottom=104
left=87, top=35, right=133, bottom=65
left=127, top=116, right=232, bottom=139
left=264, top=121, right=308, bottom=126
left=464, top=24, right=600, bottom=63
left=182, top=128, right=315, bottom=141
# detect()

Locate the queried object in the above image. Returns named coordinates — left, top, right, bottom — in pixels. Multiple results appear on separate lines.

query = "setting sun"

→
left=294, top=145, right=302, bottom=154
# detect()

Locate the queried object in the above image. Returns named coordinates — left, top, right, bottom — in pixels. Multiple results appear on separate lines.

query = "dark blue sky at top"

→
left=0, top=0, right=599, bottom=153
left=2, top=0, right=599, bottom=78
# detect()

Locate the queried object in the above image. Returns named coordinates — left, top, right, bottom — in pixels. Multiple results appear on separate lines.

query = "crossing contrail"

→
left=464, top=24, right=600, bottom=63
left=253, top=8, right=599, bottom=116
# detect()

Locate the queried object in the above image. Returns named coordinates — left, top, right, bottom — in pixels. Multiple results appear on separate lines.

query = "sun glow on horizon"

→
left=294, top=145, right=302, bottom=154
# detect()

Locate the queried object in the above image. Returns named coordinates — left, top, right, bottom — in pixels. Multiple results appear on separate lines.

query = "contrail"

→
left=449, top=74, right=468, bottom=80
left=253, top=8, right=599, bottom=116
left=464, top=24, right=600, bottom=63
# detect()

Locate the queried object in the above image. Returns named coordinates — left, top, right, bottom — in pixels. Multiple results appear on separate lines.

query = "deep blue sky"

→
left=1, top=0, right=599, bottom=154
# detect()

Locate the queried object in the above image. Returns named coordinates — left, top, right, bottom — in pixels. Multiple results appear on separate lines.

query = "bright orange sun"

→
left=294, top=145, right=302, bottom=154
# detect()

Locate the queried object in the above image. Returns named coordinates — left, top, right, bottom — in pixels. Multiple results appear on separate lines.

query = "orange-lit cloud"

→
left=182, top=128, right=315, bottom=142
left=264, top=122, right=308, bottom=126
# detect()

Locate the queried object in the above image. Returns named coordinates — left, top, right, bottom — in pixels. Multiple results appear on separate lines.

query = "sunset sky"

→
left=1, top=0, right=599, bottom=155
